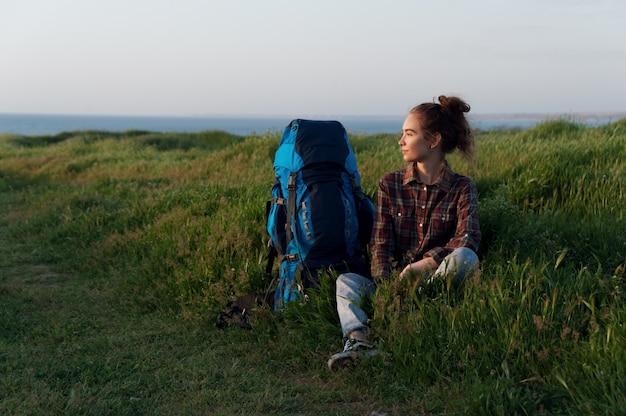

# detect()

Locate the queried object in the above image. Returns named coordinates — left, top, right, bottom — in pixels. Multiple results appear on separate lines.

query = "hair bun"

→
left=438, top=95, right=470, bottom=115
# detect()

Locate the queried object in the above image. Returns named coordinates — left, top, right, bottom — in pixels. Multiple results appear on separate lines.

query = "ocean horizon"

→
left=1, top=112, right=625, bottom=137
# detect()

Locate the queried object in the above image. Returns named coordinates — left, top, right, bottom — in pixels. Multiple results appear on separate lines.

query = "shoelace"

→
left=344, top=339, right=373, bottom=352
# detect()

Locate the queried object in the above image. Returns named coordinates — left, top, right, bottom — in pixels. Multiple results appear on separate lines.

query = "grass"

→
left=1, top=121, right=625, bottom=415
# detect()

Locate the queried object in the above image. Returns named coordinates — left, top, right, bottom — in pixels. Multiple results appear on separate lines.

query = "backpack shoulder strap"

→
left=350, top=174, right=367, bottom=201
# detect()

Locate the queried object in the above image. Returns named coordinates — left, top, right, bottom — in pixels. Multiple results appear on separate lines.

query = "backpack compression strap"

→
left=286, top=172, right=299, bottom=262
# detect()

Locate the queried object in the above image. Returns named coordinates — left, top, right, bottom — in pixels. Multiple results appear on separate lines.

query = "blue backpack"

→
left=266, top=119, right=375, bottom=309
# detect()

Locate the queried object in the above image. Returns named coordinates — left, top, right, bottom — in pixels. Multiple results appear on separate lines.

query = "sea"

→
left=1, top=112, right=624, bottom=137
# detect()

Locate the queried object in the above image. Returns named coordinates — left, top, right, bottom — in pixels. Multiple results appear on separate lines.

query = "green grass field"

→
left=1, top=120, right=625, bottom=415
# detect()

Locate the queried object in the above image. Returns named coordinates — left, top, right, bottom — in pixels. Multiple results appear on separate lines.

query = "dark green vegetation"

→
left=1, top=120, right=625, bottom=415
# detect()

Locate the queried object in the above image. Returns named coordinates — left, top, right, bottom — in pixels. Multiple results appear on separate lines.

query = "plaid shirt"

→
left=371, top=161, right=481, bottom=280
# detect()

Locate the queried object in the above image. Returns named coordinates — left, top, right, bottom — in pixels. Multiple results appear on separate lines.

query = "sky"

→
left=1, top=0, right=625, bottom=117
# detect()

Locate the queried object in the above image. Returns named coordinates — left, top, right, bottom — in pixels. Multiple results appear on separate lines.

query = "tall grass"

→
left=1, top=121, right=625, bottom=414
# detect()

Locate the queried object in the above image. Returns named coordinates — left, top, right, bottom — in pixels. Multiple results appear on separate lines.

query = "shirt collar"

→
left=403, top=160, right=454, bottom=192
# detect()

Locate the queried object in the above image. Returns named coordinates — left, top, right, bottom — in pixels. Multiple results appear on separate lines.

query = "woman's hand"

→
left=399, top=257, right=437, bottom=281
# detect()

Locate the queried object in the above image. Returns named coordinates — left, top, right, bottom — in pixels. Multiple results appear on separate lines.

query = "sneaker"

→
left=327, top=338, right=378, bottom=371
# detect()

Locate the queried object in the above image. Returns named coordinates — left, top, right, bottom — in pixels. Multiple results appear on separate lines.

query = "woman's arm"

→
left=370, top=178, right=395, bottom=281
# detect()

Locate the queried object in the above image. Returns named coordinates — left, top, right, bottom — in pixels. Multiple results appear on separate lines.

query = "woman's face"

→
left=398, top=112, right=433, bottom=163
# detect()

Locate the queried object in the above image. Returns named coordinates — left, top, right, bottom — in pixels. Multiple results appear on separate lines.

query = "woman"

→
left=328, top=95, right=481, bottom=370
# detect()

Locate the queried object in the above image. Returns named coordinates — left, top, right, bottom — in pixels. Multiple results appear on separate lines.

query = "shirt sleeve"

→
left=370, top=177, right=394, bottom=280
left=425, top=178, right=481, bottom=263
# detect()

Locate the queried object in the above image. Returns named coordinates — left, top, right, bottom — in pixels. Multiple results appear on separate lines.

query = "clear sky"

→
left=1, top=0, right=625, bottom=117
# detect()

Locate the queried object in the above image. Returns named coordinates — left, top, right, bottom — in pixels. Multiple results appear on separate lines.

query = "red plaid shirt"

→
left=371, top=161, right=481, bottom=280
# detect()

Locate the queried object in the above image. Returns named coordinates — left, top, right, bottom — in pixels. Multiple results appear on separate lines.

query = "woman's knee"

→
left=437, top=247, right=479, bottom=283
left=453, top=247, right=479, bottom=267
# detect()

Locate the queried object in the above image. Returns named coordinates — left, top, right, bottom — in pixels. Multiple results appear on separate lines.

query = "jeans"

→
left=335, top=247, right=479, bottom=338
left=336, top=272, right=376, bottom=338
left=430, top=246, right=480, bottom=286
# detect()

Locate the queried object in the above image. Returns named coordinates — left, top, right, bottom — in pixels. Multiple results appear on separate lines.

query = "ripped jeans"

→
left=336, top=247, right=479, bottom=338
